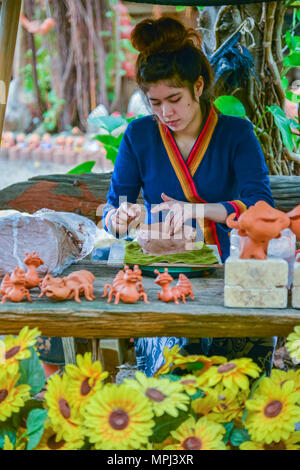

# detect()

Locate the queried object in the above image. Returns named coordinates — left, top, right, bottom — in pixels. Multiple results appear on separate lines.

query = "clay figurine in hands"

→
left=102, top=265, right=149, bottom=304
left=0, top=267, right=32, bottom=304
left=154, top=268, right=195, bottom=304
left=24, top=251, right=44, bottom=289
left=39, top=270, right=95, bottom=302
left=226, top=201, right=290, bottom=260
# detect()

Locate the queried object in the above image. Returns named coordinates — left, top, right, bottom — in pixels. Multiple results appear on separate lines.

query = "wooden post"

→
left=0, top=0, right=22, bottom=142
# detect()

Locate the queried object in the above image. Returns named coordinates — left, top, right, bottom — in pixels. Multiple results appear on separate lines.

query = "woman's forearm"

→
left=203, top=203, right=228, bottom=224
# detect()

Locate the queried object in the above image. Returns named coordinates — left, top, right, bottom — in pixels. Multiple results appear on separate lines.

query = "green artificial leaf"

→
left=213, top=95, right=246, bottom=118
left=87, top=115, right=127, bottom=133
left=157, top=374, right=182, bottom=381
left=185, top=361, right=205, bottom=372
left=266, top=105, right=294, bottom=151
left=229, top=427, right=251, bottom=447
left=25, top=409, right=47, bottom=450
left=67, top=161, right=96, bottom=175
left=150, top=408, right=190, bottom=443
left=176, top=6, right=187, bottom=11
left=242, top=373, right=266, bottom=423
left=0, top=424, right=17, bottom=449
left=223, top=421, right=235, bottom=445
left=189, top=389, right=205, bottom=401
left=11, top=398, right=44, bottom=430
left=16, top=347, right=46, bottom=396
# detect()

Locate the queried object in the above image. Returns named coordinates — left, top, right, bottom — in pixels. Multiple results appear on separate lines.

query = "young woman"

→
left=102, top=17, right=276, bottom=376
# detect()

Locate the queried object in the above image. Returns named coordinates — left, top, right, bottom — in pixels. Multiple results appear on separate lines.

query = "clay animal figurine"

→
left=286, top=205, right=300, bottom=240
left=226, top=201, right=291, bottom=260
left=24, top=251, right=44, bottom=289
left=154, top=268, right=195, bottom=304
left=0, top=267, right=32, bottom=304
left=102, top=265, right=149, bottom=304
left=39, top=270, right=95, bottom=303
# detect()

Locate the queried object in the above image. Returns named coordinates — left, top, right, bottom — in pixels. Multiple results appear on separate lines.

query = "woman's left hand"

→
left=151, top=193, right=202, bottom=235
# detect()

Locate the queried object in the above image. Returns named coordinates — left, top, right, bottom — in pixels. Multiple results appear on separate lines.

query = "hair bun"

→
left=131, top=17, right=198, bottom=56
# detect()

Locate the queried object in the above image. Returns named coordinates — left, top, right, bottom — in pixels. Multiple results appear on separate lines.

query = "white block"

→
left=293, top=262, right=300, bottom=287
left=224, top=285, right=288, bottom=309
left=225, top=257, right=288, bottom=289
left=292, top=286, right=300, bottom=309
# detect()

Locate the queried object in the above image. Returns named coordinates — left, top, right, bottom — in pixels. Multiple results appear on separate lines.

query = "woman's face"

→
left=146, top=79, right=203, bottom=132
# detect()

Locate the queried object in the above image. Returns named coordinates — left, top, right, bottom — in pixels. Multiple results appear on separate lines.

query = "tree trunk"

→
left=198, top=2, right=296, bottom=176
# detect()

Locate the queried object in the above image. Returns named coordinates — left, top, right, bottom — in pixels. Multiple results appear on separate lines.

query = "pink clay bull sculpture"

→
left=226, top=201, right=300, bottom=260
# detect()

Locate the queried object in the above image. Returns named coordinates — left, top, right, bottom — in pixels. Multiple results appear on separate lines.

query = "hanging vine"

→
left=198, top=1, right=299, bottom=176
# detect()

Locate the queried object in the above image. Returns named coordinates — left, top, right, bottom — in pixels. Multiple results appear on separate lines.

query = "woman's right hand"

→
left=110, top=202, right=142, bottom=236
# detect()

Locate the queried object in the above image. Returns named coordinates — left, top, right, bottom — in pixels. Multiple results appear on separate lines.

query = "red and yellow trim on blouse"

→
left=104, top=208, right=117, bottom=231
left=226, top=200, right=247, bottom=219
left=158, top=106, right=222, bottom=255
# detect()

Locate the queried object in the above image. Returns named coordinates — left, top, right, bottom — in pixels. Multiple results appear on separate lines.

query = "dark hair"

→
left=131, top=17, right=214, bottom=108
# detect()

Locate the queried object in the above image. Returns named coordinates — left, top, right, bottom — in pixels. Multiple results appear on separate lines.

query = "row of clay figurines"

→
left=226, top=201, right=300, bottom=260
left=0, top=251, right=195, bottom=305
left=0, top=131, right=112, bottom=170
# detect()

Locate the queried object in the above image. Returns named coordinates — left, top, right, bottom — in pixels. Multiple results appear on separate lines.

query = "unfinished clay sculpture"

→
left=226, top=201, right=290, bottom=260
left=136, top=222, right=197, bottom=255
left=0, top=266, right=32, bottom=304
left=39, top=270, right=95, bottom=302
left=102, top=265, right=149, bottom=304
left=154, top=268, right=195, bottom=304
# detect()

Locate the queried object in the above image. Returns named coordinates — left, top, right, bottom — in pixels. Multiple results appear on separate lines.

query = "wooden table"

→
left=0, top=260, right=299, bottom=340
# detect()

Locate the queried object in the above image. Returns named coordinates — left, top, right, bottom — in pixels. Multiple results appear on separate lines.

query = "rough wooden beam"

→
left=0, top=0, right=22, bottom=141
left=0, top=173, right=299, bottom=221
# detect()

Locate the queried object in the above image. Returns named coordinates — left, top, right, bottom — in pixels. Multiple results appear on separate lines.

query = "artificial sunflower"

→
left=197, top=358, right=261, bottom=393
left=125, top=371, right=190, bottom=418
left=44, top=373, right=83, bottom=442
left=286, top=326, right=300, bottom=364
left=2, top=326, right=40, bottom=366
left=155, top=345, right=182, bottom=376
left=155, top=347, right=226, bottom=377
left=2, top=435, right=14, bottom=450
left=34, top=421, right=84, bottom=450
left=83, top=383, right=154, bottom=450
left=0, top=363, right=31, bottom=422
left=207, top=387, right=247, bottom=424
left=0, top=339, right=5, bottom=366
left=164, top=416, right=226, bottom=450
left=269, top=369, right=300, bottom=394
left=191, top=388, right=219, bottom=418
left=245, top=378, right=300, bottom=444
left=178, top=374, right=202, bottom=396
left=64, top=352, right=109, bottom=414
left=240, top=431, right=300, bottom=450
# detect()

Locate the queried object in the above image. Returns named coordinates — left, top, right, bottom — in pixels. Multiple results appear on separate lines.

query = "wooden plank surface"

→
left=0, top=261, right=299, bottom=339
